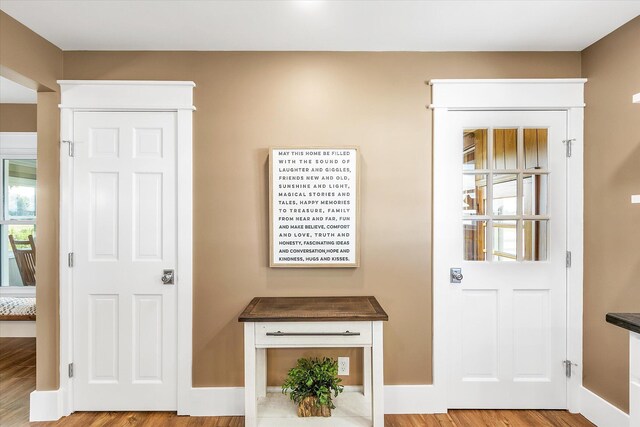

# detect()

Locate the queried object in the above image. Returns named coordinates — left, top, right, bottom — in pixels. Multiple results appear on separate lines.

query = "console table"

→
left=239, top=296, right=388, bottom=427
left=606, top=313, right=640, bottom=427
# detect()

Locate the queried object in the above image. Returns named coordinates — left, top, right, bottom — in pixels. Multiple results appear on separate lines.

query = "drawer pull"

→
left=266, top=330, right=361, bottom=337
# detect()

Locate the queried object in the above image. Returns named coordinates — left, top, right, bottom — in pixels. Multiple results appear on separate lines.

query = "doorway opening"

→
left=0, top=75, right=38, bottom=425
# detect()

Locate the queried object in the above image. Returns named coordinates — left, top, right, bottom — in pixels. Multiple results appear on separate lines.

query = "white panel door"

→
left=73, top=111, right=177, bottom=410
left=441, top=111, right=567, bottom=408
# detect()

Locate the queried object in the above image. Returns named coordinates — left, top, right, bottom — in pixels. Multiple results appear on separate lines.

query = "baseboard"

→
left=30, top=389, right=65, bottom=422
left=385, top=385, right=446, bottom=414
left=580, top=386, right=629, bottom=427
left=180, top=384, right=445, bottom=416
left=0, top=320, right=35, bottom=337
left=179, top=387, right=244, bottom=416
left=40, top=384, right=601, bottom=418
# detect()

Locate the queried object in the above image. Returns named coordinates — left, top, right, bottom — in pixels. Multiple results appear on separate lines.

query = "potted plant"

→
left=281, top=357, right=344, bottom=417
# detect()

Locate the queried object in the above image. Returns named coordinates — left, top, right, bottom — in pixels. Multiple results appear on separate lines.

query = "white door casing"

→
left=54, top=81, right=194, bottom=419
left=73, top=111, right=177, bottom=410
left=445, top=110, right=567, bottom=408
left=431, top=79, right=585, bottom=413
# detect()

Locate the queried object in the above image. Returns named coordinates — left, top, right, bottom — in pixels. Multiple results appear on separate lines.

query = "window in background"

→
left=0, top=159, right=36, bottom=286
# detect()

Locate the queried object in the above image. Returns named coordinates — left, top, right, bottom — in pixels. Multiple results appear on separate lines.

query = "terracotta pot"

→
left=297, top=396, right=331, bottom=417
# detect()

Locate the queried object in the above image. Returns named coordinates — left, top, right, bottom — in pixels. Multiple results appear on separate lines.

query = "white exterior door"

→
left=440, top=110, right=568, bottom=408
left=72, top=111, right=177, bottom=410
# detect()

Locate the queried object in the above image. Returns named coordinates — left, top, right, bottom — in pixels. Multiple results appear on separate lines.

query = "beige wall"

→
left=36, top=92, right=61, bottom=390
left=268, top=348, right=363, bottom=386
left=582, top=16, right=640, bottom=413
left=0, top=12, right=62, bottom=91
left=0, top=103, right=37, bottom=132
left=0, top=10, right=63, bottom=390
left=63, top=51, right=580, bottom=386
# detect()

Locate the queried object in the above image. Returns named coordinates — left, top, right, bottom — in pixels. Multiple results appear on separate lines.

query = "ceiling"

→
left=0, top=77, right=37, bottom=104
left=1, top=1, right=639, bottom=52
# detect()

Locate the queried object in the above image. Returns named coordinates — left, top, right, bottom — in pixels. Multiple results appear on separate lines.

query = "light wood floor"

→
left=1, top=338, right=595, bottom=427
left=1, top=337, right=36, bottom=426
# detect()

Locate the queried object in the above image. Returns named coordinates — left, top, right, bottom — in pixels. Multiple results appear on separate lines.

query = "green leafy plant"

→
left=281, top=357, right=344, bottom=409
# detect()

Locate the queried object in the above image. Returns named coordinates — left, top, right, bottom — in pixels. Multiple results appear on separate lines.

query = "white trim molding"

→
left=45, top=80, right=195, bottom=422
left=431, top=79, right=586, bottom=414
left=29, top=384, right=629, bottom=421
left=0, top=132, right=37, bottom=155
left=580, top=386, right=629, bottom=427
left=180, top=387, right=245, bottom=416
left=0, top=286, right=36, bottom=297
left=0, top=320, right=35, bottom=337
left=29, top=389, right=65, bottom=422
left=429, top=78, right=587, bottom=110
left=384, top=385, right=446, bottom=414
left=57, top=80, right=196, bottom=111
left=630, top=332, right=640, bottom=427
left=175, top=385, right=445, bottom=416
left=566, top=95, right=585, bottom=413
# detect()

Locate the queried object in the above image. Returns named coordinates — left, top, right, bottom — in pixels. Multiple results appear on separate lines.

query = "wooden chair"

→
left=9, top=235, right=36, bottom=286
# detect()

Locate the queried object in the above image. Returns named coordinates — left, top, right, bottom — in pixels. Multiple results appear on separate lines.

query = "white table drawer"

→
left=255, top=321, right=372, bottom=347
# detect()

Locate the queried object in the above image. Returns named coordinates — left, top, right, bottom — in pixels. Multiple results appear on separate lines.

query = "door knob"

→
left=450, top=268, right=463, bottom=284
left=161, top=269, right=175, bottom=285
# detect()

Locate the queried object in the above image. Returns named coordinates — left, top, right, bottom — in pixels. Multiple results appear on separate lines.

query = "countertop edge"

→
left=606, top=313, right=640, bottom=335
left=238, top=315, right=389, bottom=322
left=238, top=296, right=389, bottom=322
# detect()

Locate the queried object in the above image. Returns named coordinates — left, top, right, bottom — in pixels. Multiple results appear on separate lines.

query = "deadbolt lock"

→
left=161, top=269, right=175, bottom=285
left=450, top=268, right=463, bottom=284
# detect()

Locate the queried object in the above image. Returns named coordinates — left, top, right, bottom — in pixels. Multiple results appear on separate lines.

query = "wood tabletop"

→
left=606, top=313, right=640, bottom=335
left=238, top=296, right=388, bottom=322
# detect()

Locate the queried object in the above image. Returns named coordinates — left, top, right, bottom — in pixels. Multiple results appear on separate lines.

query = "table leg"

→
left=372, top=321, right=384, bottom=427
left=244, top=323, right=257, bottom=427
left=363, top=345, right=372, bottom=398
left=257, top=348, right=267, bottom=399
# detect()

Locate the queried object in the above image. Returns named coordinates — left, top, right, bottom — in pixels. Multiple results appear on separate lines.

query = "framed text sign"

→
left=270, top=147, right=360, bottom=268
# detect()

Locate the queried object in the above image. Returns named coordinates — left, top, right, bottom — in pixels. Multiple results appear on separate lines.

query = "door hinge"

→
left=61, top=140, right=74, bottom=157
left=68, top=252, right=74, bottom=268
left=563, top=138, right=575, bottom=158
left=68, top=363, right=74, bottom=378
left=563, top=360, right=577, bottom=379
left=566, top=251, right=572, bottom=268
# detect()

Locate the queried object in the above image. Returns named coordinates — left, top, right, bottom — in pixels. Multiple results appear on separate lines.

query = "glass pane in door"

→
left=461, top=125, right=551, bottom=263
left=523, top=174, right=549, bottom=215
left=463, top=220, right=487, bottom=261
left=463, top=129, right=487, bottom=170
left=493, top=174, right=518, bottom=216
left=463, top=174, right=487, bottom=216
left=493, top=129, right=517, bottom=170
left=493, top=220, right=517, bottom=261
left=523, top=220, right=548, bottom=261
left=523, top=128, right=548, bottom=170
